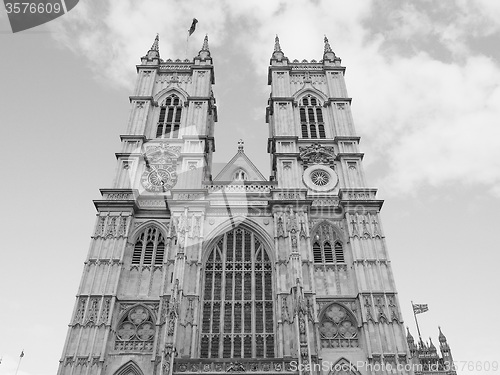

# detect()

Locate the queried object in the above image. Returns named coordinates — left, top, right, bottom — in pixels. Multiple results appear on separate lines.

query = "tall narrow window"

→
left=156, top=94, right=182, bottom=139
left=311, top=222, right=345, bottom=264
left=299, top=94, right=326, bottom=139
left=131, top=226, right=165, bottom=266
left=201, top=228, right=274, bottom=358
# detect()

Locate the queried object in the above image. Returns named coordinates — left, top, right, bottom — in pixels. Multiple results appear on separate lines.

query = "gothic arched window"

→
left=156, top=94, right=182, bottom=139
left=312, top=222, right=345, bottom=264
left=201, top=227, right=274, bottom=359
left=233, top=169, right=247, bottom=181
left=319, top=304, right=358, bottom=348
left=115, top=305, right=156, bottom=352
left=299, top=94, right=326, bottom=139
left=131, top=226, right=165, bottom=266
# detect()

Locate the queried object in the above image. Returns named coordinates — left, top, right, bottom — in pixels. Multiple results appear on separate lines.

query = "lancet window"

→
left=156, top=94, right=182, bottom=138
left=131, top=226, right=165, bottom=266
left=319, top=303, right=358, bottom=348
left=115, top=305, right=155, bottom=351
left=312, top=222, right=345, bottom=264
left=201, top=227, right=274, bottom=359
left=299, top=94, right=326, bottom=139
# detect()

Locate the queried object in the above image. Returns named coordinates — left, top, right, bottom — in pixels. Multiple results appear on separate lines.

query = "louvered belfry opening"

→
left=201, top=227, right=274, bottom=359
left=131, top=226, right=165, bottom=266
left=312, top=222, right=345, bottom=264
left=156, top=94, right=182, bottom=138
left=299, top=94, right=326, bottom=139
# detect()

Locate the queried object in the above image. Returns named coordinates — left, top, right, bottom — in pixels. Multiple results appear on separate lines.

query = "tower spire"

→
left=151, top=33, right=159, bottom=51
left=197, top=34, right=211, bottom=59
left=201, top=34, right=210, bottom=52
left=142, top=33, right=160, bottom=63
left=274, top=35, right=282, bottom=52
left=323, top=35, right=337, bottom=61
left=271, top=35, right=285, bottom=60
left=324, top=35, right=332, bottom=53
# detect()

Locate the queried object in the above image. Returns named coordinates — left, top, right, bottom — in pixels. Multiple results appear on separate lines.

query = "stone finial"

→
left=271, top=35, right=285, bottom=60
left=151, top=33, right=159, bottom=51
left=324, top=35, right=332, bottom=53
left=237, top=139, right=244, bottom=152
left=142, top=33, right=160, bottom=62
left=406, top=327, right=414, bottom=341
left=197, top=35, right=211, bottom=59
left=274, top=35, right=282, bottom=52
left=438, top=326, right=447, bottom=342
left=201, top=34, right=210, bottom=51
left=323, top=35, right=338, bottom=62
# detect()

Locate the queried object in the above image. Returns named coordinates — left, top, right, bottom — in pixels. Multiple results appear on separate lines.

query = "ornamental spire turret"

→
left=438, top=326, right=447, bottom=344
left=429, top=337, right=437, bottom=352
left=271, top=35, right=285, bottom=60
left=151, top=33, right=159, bottom=51
left=142, top=33, right=160, bottom=63
left=274, top=35, right=282, bottom=52
left=406, top=327, right=416, bottom=351
left=197, top=34, right=211, bottom=59
left=323, top=35, right=336, bottom=61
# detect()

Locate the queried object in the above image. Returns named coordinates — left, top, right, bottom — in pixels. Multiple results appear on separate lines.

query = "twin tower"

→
left=57, top=35, right=455, bottom=375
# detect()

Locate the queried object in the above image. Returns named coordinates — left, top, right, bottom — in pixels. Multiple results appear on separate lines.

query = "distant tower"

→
left=405, top=327, right=456, bottom=374
left=58, top=34, right=454, bottom=375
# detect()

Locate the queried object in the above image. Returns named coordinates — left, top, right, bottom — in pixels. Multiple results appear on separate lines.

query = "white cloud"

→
left=50, top=0, right=500, bottom=196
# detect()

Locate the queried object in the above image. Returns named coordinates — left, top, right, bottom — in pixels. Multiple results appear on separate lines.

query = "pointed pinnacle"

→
left=151, top=34, right=159, bottom=51
left=274, top=35, right=282, bottom=52
left=438, top=326, right=447, bottom=341
left=324, top=35, right=333, bottom=53
left=201, top=34, right=210, bottom=51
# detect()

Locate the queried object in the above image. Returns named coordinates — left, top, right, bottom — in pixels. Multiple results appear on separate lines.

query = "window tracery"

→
left=311, top=222, right=344, bottom=263
left=201, top=227, right=274, bottom=358
left=299, top=94, right=326, bottom=139
left=115, top=305, right=156, bottom=352
left=320, top=304, right=358, bottom=348
left=131, top=226, right=165, bottom=266
left=156, top=94, right=182, bottom=139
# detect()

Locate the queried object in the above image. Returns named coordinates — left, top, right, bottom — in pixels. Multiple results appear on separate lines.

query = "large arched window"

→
left=131, top=226, right=165, bottom=266
left=299, top=94, right=326, bottom=139
left=201, top=227, right=274, bottom=358
left=156, top=94, right=182, bottom=139
left=312, top=222, right=345, bottom=264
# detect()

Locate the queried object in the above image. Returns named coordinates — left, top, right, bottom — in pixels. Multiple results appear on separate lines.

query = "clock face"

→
left=141, top=165, right=177, bottom=192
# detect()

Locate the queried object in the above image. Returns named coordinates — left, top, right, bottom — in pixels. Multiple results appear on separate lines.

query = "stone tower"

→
left=58, top=35, right=454, bottom=375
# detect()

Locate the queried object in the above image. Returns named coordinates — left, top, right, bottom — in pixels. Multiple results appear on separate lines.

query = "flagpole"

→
left=15, top=351, right=24, bottom=375
left=411, top=301, right=423, bottom=344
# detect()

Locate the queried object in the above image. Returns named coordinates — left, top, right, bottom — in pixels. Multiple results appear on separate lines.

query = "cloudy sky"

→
left=1, top=1, right=499, bottom=374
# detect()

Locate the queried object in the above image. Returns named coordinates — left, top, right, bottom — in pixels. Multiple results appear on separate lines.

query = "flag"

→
left=188, top=18, right=198, bottom=36
left=20, top=350, right=24, bottom=357
left=413, top=303, right=429, bottom=315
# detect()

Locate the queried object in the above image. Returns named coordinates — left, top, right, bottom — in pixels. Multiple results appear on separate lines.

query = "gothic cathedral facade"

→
left=57, top=36, right=454, bottom=375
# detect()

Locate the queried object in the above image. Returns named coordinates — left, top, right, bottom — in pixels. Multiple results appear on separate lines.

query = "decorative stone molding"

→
left=302, top=165, right=338, bottom=193
left=299, top=143, right=336, bottom=167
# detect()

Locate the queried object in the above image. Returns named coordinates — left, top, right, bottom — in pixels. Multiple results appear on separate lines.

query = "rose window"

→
left=311, top=170, right=330, bottom=186
left=320, top=303, right=358, bottom=348
left=115, top=305, right=155, bottom=352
